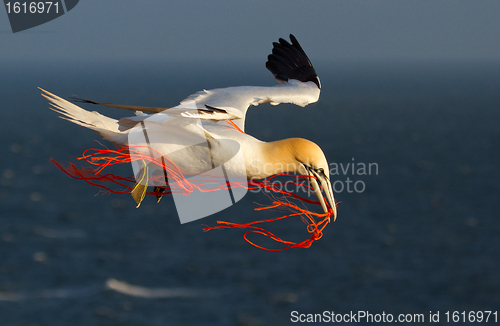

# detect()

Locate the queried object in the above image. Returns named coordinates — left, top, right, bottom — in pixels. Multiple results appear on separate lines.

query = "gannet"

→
left=41, top=35, right=337, bottom=220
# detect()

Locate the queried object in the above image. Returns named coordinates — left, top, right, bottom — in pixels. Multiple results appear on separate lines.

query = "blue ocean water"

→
left=0, top=60, right=499, bottom=325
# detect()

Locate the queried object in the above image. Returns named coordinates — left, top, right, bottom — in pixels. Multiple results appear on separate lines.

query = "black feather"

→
left=204, top=105, right=228, bottom=114
left=69, top=96, right=168, bottom=113
left=266, top=34, right=320, bottom=89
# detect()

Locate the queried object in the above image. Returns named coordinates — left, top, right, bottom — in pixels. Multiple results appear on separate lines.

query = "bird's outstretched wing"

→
left=177, top=34, right=321, bottom=131
left=69, top=35, right=320, bottom=132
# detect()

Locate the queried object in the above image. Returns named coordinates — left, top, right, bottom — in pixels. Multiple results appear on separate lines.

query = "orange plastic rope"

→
left=225, top=120, right=245, bottom=133
left=203, top=176, right=334, bottom=250
left=52, top=144, right=335, bottom=250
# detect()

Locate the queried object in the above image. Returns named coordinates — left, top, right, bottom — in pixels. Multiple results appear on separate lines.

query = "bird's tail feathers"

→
left=40, top=88, right=126, bottom=146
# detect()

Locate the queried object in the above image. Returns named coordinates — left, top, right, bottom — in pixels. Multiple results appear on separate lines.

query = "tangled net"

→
left=52, top=144, right=335, bottom=251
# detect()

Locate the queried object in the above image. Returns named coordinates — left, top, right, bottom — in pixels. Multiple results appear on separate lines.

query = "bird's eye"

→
left=318, top=168, right=324, bottom=174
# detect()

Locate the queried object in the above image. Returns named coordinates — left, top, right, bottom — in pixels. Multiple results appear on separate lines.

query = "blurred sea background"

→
left=0, top=60, right=499, bottom=325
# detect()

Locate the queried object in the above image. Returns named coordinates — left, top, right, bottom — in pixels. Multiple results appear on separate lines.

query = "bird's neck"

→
left=253, top=139, right=301, bottom=178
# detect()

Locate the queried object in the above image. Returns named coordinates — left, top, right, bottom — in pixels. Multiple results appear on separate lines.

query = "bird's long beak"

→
left=307, top=169, right=337, bottom=221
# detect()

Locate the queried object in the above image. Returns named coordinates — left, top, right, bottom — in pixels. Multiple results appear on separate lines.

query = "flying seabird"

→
left=41, top=35, right=337, bottom=220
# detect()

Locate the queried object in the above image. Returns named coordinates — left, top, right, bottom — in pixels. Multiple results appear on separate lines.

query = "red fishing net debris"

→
left=52, top=144, right=335, bottom=251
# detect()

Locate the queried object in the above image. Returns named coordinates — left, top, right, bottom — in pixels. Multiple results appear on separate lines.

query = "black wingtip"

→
left=265, top=34, right=320, bottom=89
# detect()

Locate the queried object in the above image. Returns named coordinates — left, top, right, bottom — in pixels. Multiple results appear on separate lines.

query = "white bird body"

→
left=41, top=35, right=336, bottom=219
